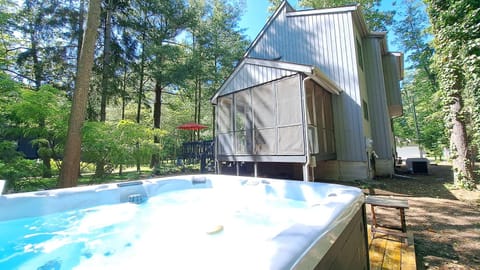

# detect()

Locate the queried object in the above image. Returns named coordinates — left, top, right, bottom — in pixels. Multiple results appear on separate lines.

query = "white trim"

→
left=211, top=58, right=343, bottom=103
left=245, top=58, right=342, bottom=96
left=245, top=58, right=313, bottom=74
left=310, top=68, right=342, bottom=95
left=210, top=60, right=246, bottom=103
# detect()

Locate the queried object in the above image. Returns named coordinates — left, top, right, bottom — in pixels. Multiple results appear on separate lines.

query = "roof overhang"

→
left=242, top=59, right=343, bottom=95
left=211, top=58, right=342, bottom=104
left=391, top=52, right=404, bottom=80
left=309, top=67, right=342, bottom=95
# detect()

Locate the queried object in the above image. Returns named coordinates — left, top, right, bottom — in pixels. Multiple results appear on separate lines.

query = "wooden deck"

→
left=368, top=226, right=417, bottom=270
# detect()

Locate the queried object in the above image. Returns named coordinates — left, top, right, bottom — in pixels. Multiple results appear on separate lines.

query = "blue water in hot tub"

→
left=0, top=188, right=313, bottom=269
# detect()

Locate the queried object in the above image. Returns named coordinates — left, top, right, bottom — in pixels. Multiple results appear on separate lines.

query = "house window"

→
left=362, top=99, right=369, bottom=121
left=356, top=38, right=364, bottom=70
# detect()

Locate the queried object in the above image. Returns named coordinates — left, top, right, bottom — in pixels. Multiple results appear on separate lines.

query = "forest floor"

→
left=346, top=162, right=480, bottom=270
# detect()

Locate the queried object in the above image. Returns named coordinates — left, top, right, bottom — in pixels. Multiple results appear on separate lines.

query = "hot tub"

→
left=0, top=175, right=369, bottom=269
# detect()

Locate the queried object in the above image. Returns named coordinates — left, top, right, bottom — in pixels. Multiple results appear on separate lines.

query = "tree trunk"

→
left=76, top=0, right=85, bottom=70
left=450, top=93, right=475, bottom=189
left=136, top=31, right=146, bottom=124
left=151, top=80, right=162, bottom=173
left=59, top=0, right=101, bottom=188
left=42, top=156, right=52, bottom=178
left=135, top=31, right=146, bottom=173
left=29, top=29, right=42, bottom=90
left=197, top=79, right=202, bottom=141
left=121, top=64, right=127, bottom=120
left=100, top=0, right=112, bottom=122
left=95, top=0, right=113, bottom=177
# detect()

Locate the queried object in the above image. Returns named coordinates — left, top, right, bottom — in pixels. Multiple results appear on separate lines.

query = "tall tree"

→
left=100, top=0, right=114, bottom=122
left=186, top=0, right=247, bottom=139
left=392, top=0, right=443, bottom=157
left=6, top=0, right=80, bottom=91
left=0, top=0, right=13, bottom=68
left=59, top=0, right=102, bottom=188
left=146, top=0, right=191, bottom=171
left=394, top=0, right=435, bottom=86
left=426, top=0, right=479, bottom=189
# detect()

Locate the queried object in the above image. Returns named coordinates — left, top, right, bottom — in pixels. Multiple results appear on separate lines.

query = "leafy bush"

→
left=82, top=120, right=166, bottom=178
left=0, top=158, right=44, bottom=192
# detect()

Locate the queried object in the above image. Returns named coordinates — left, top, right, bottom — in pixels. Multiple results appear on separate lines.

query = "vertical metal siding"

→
left=364, top=38, right=393, bottom=159
left=249, top=11, right=364, bottom=161
left=220, top=64, right=296, bottom=96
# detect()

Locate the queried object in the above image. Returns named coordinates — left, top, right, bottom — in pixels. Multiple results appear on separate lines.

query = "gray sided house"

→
left=211, top=1, right=403, bottom=181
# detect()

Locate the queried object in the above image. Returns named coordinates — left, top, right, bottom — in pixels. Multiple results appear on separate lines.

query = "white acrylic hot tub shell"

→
left=0, top=175, right=366, bottom=269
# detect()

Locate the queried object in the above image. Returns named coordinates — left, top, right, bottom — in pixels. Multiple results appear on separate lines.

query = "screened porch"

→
left=215, top=72, right=338, bottom=180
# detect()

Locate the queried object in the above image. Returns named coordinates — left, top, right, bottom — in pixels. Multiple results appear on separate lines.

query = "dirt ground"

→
left=351, top=163, right=480, bottom=270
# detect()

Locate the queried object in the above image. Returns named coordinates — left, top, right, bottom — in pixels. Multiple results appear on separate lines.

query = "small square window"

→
left=362, top=100, right=369, bottom=121
left=356, top=39, right=364, bottom=70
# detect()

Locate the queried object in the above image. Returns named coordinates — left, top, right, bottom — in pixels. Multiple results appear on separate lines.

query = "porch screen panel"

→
left=306, top=81, right=315, bottom=125
left=254, top=128, right=276, bottom=154
left=306, top=83, right=319, bottom=154
left=278, top=126, right=303, bottom=154
left=217, top=133, right=234, bottom=155
left=218, top=95, right=233, bottom=133
left=276, top=75, right=303, bottom=155
left=253, top=83, right=275, bottom=128
left=315, top=87, right=326, bottom=154
left=323, top=90, right=336, bottom=153
left=276, top=76, right=302, bottom=126
left=234, top=90, right=253, bottom=154
left=314, top=84, right=336, bottom=157
left=217, top=95, right=234, bottom=155
left=253, top=82, right=276, bottom=155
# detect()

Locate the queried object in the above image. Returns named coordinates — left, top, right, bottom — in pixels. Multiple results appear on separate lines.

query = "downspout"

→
left=213, top=104, right=220, bottom=174
left=302, top=76, right=311, bottom=182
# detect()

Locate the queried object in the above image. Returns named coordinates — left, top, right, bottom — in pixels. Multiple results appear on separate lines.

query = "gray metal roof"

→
left=211, top=58, right=342, bottom=104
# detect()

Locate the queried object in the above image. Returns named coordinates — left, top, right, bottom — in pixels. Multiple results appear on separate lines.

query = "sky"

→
left=239, top=0, right=299, bottom=41
left=238, top=0, right=401, bottom=51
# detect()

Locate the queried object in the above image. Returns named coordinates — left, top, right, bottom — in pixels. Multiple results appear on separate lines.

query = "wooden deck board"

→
left=401, top=233, right=417, bottom=270
left=367, top=225, right=416, bottom=270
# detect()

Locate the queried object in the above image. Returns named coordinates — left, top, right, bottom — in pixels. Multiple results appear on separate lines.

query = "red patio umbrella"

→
left=176, top=122, right=208, bottom=131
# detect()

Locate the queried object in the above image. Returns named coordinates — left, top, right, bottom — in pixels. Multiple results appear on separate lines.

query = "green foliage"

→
left=7, top=84, right=69, bottom=169
left=81, top=120, right=166, bottom=178
left=300, top=0, right=395, bottom=31
left=181, top=0, right=248, bottom=139
left=0, top=141, right=44, bottom=191
left=426, top=0, right=479, bottom=189
left=1, top=72, right=69, bottom=178
left=391, top=0, right=448, bottom=160
left=1, top=0, right=247, bottom=189
left=6, top=0, right=80, bottom=91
